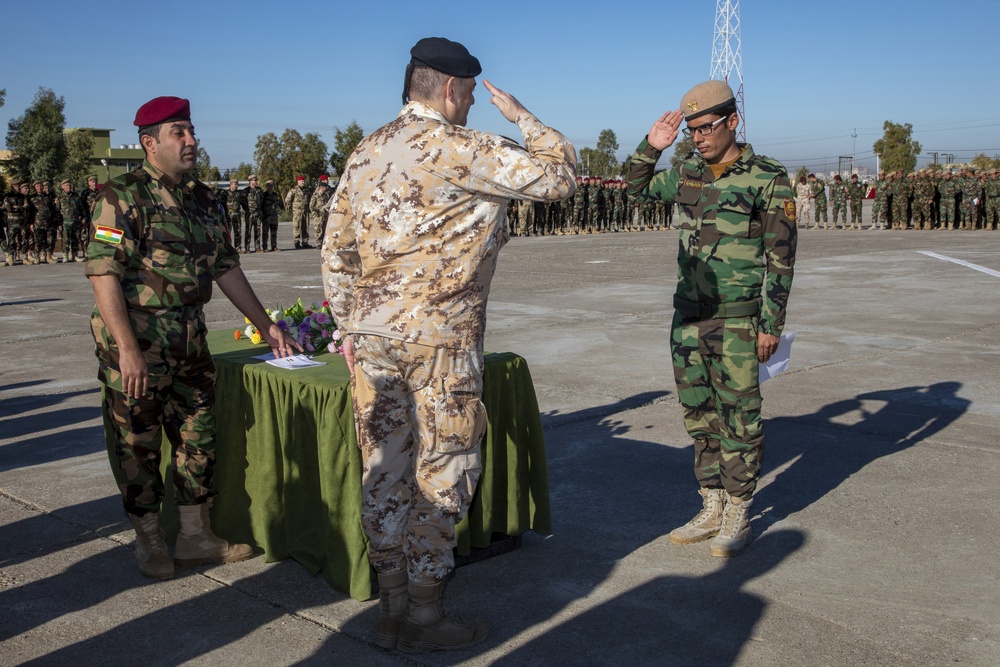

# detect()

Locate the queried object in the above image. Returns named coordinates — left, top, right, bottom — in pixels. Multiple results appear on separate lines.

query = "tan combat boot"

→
left=709, top=494, right=753, bottom=558
left=129, top=512, right=175, bottom=580
left=396, top=581, right=488, bottom=653
left=669, top=487, right=725, bottom=544
left=174, top=502, right=253, bottom=568
left=374, top=570, right=409, bottom=650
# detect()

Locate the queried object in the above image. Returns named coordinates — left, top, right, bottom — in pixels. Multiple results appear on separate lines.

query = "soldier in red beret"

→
left=84, top=96, right=302, bottom=580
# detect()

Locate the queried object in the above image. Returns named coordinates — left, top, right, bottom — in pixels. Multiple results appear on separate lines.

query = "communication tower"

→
left=710, top=0, right=745, bottom=142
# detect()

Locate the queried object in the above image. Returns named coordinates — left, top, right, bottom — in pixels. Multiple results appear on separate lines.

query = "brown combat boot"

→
left=709, top=494, right=754, bottom=558
left=396, top=581, right=488, bottom=653
left=374, top=570, right=409, bottom=650
left=669, top=487, right=725, bottom=544
left=129, top=512, right=175, bottom=580
left=174, top=502, right=253, bottom=568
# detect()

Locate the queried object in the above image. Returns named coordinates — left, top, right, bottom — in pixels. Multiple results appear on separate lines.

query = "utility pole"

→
left=710, top=0, right=745, bottom=142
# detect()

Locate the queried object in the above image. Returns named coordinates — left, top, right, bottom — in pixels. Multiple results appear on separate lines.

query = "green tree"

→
left=254, top=132, right=283, bottom=191
left=6, top=87, right=68, bottom=182
left=669, top=135, right=696, bottom=172
left=579, top=129, right=622, bottom=178
left=795, top=166, right=810, bottom=181
left=329, top=121, right=364, bottom=177
left=971, top=153, right=1000, bottom=172
left=873, top=121, right=921, bottom=174
left=229, top=162, right=254, bottom=180
left=297, top=132, right=329, bottom=179
left=196, top=146, right=220, bottom=182
left=61, top=128, right=95, bottom=188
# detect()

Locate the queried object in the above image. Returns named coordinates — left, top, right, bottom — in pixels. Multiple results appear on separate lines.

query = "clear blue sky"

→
left=3, top=0, right=999, bottom=175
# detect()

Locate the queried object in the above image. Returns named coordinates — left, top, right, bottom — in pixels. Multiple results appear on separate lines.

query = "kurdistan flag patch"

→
left=94, top=226, right=124, bottom=244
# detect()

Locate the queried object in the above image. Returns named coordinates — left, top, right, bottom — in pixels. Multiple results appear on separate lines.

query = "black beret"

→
left=410, top=37, right=481, bottom=78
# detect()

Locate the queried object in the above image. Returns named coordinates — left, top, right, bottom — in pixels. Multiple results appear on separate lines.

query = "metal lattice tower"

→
left=710, top=0, right=745, bottom=142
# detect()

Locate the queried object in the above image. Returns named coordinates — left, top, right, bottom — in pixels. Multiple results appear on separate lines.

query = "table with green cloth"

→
left=162, top=330, right=551, bottom=601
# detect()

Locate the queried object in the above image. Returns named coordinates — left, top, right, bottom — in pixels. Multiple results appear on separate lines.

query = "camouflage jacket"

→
left=225, top=188, right=247, bottom=219
left=847, top=181, right=865, bottom=204
left=56, top=190, right=85, bottom=225
left=829, top=181, right=849, bottom=204
left=30, top=193, right=56, bottom=226
left=937, top=179, right=959, bottom=201
left=960, top=177, right=982, bottom=201
left=985, top=177, right=1000, bottom=199
left=628, top=140, right=796, bottom=336
left=309, top=187, right=333, bottom=219
left=322, top=100, right=577, bottom=350
left=3, top=191, right=28, bottom=226
left=246, top=185, right=264, bottom=214
left=809, top=180, right=827, bottom=203
left=794, top=181, right=810, bottom=200
left=873, top=179, right=890, bottom=202
left=284, top=184, right=310, bottom=212
left=85, top=160, right=239, bottom=314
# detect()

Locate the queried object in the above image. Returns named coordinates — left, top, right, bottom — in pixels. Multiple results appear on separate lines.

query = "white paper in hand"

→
left=759, top=332, right=795, bottom=383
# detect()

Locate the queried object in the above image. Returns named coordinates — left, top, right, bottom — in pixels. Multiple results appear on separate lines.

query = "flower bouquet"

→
left=234, top=299, right=344, bottom=355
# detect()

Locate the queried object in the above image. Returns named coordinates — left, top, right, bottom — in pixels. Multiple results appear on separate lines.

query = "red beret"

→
left=319, top=174, right=328, bottom=181
left=296, top=176, right=305, bottom=181
left=133, top=96, right=191, bottom=128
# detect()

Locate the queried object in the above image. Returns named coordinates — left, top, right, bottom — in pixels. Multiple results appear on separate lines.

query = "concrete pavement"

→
left=1, top=220, right=998, bottom=665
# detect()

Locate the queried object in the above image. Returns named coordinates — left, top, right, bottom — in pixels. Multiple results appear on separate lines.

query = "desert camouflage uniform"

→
left=284, top=182, right=311, bottom=246
left=310, top=185, right=333, bottom=240
left=84, top=160, right=239, bottom=517
left=244, top=183, right=264, bottom=251
left=794, top=181, right=811, bottom=227
left=629, top=139, right=796, bottom=500
left=848, top=178, right=864, bottom=228
left=322, top=100, right=576, bottom=582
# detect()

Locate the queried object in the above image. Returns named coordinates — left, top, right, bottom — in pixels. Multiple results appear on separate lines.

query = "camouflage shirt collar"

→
left=141, top=159, right=198, bottom=192
left=400, top=101, right=450, bottom=125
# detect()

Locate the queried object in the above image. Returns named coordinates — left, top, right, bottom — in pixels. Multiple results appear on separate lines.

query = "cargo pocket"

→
left=434, top=372, right=486, bottom=454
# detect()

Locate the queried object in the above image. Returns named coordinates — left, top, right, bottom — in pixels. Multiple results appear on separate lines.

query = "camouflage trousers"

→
left=671, top=312, right=763, bottom=500
left=7, top=224, right=27, bottom=256
left=795, top=198, right=811, bottom=226
left=245, top=212, right=263, bottom=251
left=913, top=200, right=934, bottom=230
left=351, top=334, right=485, bottom=583
left=230, top=212, right=244, bottom=250
left=892, top=200, right=908, bottom=229
left=291, top=207, right=308, bottom=244
left=831, top=201, right=847, bottom=226
left=101, top=368, right=218, bottom=517
left=986, top=198, right=999, bottom=229
left=34, top=224, right=56, bottom=254
left=871, top=200, right=887, bottom=228
left=961, top=202, right=977, bottom=229
left=849, top=200, right=862, bottom=227
left=263, top=214, right=279, bottom=250
left=813, top=200, right=828, bottom=224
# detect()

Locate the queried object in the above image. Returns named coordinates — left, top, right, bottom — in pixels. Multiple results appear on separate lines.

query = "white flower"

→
left=245, top=325, right=255, bottom=337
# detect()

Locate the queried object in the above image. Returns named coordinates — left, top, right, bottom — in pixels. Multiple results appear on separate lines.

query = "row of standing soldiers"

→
left=1, top=176, right=101, bottom=266
left=870, top=169, right=1000, bottom=230
left=506, top=176, right=674, bottom=236
left=217, top=175, right=288, bottom=253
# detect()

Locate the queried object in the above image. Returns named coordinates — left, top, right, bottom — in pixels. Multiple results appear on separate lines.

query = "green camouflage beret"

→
left=61, top=178, right=72, bottom=186
left=680, top=80, right=736, bottom=121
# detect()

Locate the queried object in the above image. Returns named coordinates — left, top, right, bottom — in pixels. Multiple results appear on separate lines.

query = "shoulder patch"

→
left=783, top=199, right=796, bottom=220
left=94, top=225, right=124, bottom=245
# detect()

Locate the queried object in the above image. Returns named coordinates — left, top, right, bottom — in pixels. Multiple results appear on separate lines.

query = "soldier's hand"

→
left=484, top=80, right=528, bottom=124
left=264, top=324, right=303, bottom=358
left=648, top=110, right=684, bottom=151
left=119, top=348, right=149, bottom=400
left=341, top=336, right=355, bottom=376
left=757, top=332, right=780, bottom=363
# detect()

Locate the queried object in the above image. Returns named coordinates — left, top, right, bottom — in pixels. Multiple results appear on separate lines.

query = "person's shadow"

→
left=756, top=381, right=969, bottom=530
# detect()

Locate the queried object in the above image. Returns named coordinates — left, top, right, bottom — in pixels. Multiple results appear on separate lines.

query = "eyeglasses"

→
left=681, top=116, right=727, bottom=138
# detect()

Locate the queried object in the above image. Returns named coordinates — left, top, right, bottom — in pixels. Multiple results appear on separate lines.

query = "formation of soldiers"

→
left=795, top=168, right=1000, bottom=231
left=506, top=175, right=674, bottom=236
left=1, top=175, right=100, bottom=266
left=218, top=174, right=288, bottom=253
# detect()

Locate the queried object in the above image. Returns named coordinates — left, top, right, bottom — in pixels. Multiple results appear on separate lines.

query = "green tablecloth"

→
left=171, top=330, right=551, bottom=600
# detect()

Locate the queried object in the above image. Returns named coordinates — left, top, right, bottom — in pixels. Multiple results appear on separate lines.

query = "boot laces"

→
left=690, top=491, right=723, bottom=527
left=718, top=501, right=750, bottom=539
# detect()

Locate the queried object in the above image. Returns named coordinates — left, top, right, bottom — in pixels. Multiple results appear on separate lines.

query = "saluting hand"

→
left=484, top=80, right=528, bottom=123
left=648, top=110, right=684, bottom=152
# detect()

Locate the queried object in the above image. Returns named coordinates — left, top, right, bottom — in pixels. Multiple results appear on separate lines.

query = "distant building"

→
left=0, top=128, right=144, bottom=186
